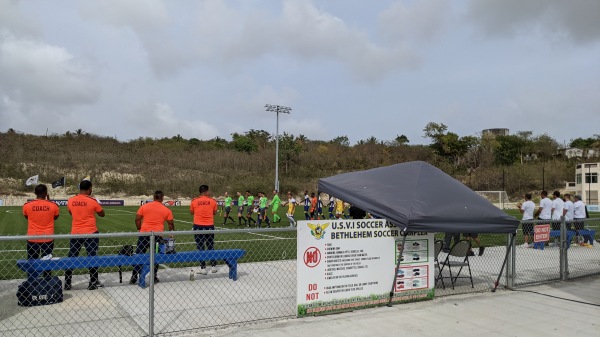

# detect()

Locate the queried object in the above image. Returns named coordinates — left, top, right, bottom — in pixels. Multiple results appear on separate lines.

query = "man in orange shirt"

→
left=23, top=184, right=60, bottom=278
left=190, top=184, right=218, bottom=275
left=64, top=180, right=105, bottom=290
left=130, top=190, right=174, bottom=285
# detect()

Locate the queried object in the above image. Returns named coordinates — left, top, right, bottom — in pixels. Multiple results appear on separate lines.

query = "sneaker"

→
left=197, top=268, right=208, bottom=275
left=88, top=281, right=104, bottom=290
left=154, top=277, right=160, bottom=284
left=129, top=276, right=138, bottom=285
left=41, top=254, right=53, bottom=260
left=211, top=266, right=218, bottom=273
left=467, top=250, right=475, bottom=256
left=64, top=283, right=72, bottom=291
left=521, top=243, right=530, bottom=248
left=478, top=247, right=485, bottom=256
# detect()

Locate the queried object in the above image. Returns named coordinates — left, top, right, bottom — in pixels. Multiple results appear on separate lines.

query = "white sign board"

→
left=297, top=219, right=434, bottom=317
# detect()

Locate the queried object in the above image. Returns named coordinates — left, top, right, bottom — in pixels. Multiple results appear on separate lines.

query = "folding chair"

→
left=433, top=240, right=445, bottom=288
left=439, top=239, right=473, bottom=289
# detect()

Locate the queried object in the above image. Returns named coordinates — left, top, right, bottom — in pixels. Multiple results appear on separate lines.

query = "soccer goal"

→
left=475, top=191, right=511, bottom=209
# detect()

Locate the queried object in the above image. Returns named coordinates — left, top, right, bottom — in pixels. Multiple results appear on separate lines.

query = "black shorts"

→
left=573, top=218, right=585, bottom=231
left=225, top=206, right=231, bottom=214
left=522, top=223, right=534, bottom=235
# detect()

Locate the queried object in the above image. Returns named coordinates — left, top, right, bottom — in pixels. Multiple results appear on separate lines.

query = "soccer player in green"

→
left=256, top=191, right=271, bottom=228
left=270, top=190, right=282, bottom=223
left=222, top=192, right=235, bottom=225
left=236, top=191, right=247, bottom=226
left=245, top=190, right=256, bottom=227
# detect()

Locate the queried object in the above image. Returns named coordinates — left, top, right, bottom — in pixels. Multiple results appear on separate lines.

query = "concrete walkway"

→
left=192, top=276, right=600, bottom=337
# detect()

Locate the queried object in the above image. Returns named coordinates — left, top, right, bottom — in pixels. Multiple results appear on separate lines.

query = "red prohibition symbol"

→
left=304, top=247, right=321, bottom=268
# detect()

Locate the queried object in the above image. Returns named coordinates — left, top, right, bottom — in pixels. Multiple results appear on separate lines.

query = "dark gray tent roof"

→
left=318, top=161, right=519, bottom=233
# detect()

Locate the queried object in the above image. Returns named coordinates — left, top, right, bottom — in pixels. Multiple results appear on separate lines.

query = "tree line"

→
left=1, top=125, right=598, bottom=199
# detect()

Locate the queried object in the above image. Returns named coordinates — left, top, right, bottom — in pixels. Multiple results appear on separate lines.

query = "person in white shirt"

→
left=535, top=190, right=552, bottom=221
left=572, top=195, right=587, bottom=238
left=562, top=194, right=574, bottom=227
left=518, top=193, right=536, bottom=248
left=551, top=191, right=565, bottom=229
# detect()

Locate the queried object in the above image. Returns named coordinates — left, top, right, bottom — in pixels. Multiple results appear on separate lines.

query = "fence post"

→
left=506, top=233, right=516, bottom=288
left=149, top=234, right=155, bottom=337
left=559, top=217, right=568, bottom=281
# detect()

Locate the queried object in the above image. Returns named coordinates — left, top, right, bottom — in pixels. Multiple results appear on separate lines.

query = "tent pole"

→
left=387, top=225, right=408, bottom=307
left=492, top=231, right=516, bottom=292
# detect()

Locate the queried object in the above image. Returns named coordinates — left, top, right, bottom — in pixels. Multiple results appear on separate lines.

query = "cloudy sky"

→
left=1, top=0, right=599, bottom=145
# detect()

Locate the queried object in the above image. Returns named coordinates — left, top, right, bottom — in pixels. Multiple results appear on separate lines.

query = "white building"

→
left=575, top=163, right=599, bottom=205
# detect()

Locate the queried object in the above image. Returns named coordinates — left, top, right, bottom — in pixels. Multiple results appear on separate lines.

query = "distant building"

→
left=575, top=163, right=599, bottom=205
left=556, top=147, right=598, bottom=159
left=482, top=128, right=509, bottom=137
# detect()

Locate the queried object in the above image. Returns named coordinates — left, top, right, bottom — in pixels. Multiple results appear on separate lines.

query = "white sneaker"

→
left=521, top=243, right=530, bottom=248
left=41, top=254, right=53, bottom=260
left=211, top=266, right=218, bottom=273
left=197, top=268, right=208, bottom=275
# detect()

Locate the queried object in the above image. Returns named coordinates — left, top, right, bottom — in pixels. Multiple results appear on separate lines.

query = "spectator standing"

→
left=551, top=191, right=565, bottom=227
left=535, top=190, right=552, bottom=222
left=518, top=193, right=536, bottom=248
left=563, top=194, right=574, bottom=225
left=443, top=233, right=460, bottom=253
left=65, top=180, right=105, bottom=290
left=573, top=195, right=587, bottom=243
left=130, top=190, right=174, bottom=284
left=190, top=185, right=218, bottom=275
left=22, top=184, right=59, bottom=278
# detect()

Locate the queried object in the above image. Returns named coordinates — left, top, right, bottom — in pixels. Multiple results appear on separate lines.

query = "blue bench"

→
left=534, top=230, right=596, bottom=249
left=17, top=249, right=246, bottom=288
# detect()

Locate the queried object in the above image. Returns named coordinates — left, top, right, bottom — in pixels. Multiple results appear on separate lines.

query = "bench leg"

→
left=225, top=259, right=238, bottom=280
left=139, top=265, right=150, bottom=288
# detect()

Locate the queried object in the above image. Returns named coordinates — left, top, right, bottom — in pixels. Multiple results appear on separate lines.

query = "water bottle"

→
left=190, top=269, right=195, bottom=281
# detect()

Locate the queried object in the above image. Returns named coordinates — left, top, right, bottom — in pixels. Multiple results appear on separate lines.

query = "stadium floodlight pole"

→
left=265, top=104, right=292, bottom=192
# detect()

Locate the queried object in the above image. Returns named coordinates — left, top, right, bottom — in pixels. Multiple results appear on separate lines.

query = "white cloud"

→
left=0, top=33, right=99, bottom=106
left=378, top=0, right=450, bottom=44
left=466, top=0, right=600, bottom=44
left=0, top=0, right=41, bottom=37
left=128, top=102, right=219, bottom=140
left=78, top=0, right=419, bottom=81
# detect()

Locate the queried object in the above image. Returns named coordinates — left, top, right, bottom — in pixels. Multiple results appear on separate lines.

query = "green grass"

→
left=1, top=205, right=598, bottom=280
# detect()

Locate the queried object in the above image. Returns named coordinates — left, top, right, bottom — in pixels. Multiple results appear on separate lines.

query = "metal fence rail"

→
left=0, top=221, right=598, bottom=337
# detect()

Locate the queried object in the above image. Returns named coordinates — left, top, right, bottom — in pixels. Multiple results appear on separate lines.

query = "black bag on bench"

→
left=17, top=276, right=63, bottom=307
left=118, top=245, right=134, bottom=283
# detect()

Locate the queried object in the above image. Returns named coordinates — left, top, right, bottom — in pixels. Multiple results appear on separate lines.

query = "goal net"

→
left=475, top=191, right=511, bottom=209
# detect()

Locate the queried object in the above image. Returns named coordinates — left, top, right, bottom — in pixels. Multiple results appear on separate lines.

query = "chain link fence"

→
left=511, top=218, right=600, bottom=287
left=1, top=220, right=598, bottom=336
left=0, top=228, right=297, bottom=337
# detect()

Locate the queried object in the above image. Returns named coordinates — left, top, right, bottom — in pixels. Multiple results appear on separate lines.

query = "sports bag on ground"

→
left=17, top=276, right=63, bottom=307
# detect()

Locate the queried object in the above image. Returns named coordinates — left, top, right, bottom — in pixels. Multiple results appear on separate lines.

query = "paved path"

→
left=192, top=276, right=600, bottom=337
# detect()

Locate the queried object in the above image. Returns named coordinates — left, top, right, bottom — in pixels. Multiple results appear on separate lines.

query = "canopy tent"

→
left=318, top=161, right=519, bottom=233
